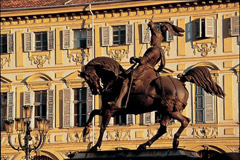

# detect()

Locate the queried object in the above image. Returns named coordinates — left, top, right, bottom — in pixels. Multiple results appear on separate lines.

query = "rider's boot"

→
left=108, top=78, right=129, bottom=108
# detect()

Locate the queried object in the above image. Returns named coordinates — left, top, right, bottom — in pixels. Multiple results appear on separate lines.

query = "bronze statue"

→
left=108, top=20, right=185, bottom=108
left=80, top=57, right=224, bottom=152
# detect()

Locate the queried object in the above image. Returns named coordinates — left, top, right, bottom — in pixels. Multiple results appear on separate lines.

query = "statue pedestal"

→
left=67, top=148, right=201, bottom=160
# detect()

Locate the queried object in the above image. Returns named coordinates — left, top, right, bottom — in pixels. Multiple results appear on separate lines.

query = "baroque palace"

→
left=1, top=0, right=239, bottom=159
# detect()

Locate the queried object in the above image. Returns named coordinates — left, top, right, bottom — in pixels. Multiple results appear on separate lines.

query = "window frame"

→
left=73, top=29, right=88, bottom=49
left=73, top=87, right=92, bottom=127
left=34, top=90, right=47, bottom=128
left=112, top=25, right=126, bottom=46
left=195, top=17, right=215, bottom=39
left=1, top=92, right=8, bottom=131
left=0, top=34, right=7, bottom=54
left=35, top=31, right=48, bottom=51
left=195, top=85, right=215, bottom=124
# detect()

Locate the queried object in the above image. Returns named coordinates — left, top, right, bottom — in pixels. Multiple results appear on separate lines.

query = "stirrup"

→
left=108, top=101, right=116, bottom=106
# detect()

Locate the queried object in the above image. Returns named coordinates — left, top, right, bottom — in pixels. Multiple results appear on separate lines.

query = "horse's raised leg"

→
left=83, top=109, right=101, bottom=139
left=169, top=111, right=190, bottom=149
left=89, top=109, right=113, bottom=152
left=137, top=115, right=171, bottom=150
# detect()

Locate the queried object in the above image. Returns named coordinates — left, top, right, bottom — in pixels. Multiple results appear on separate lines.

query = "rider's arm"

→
left=156, top=49, right=165, bottom=72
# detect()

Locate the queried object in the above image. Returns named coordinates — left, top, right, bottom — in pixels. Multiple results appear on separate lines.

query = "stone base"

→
left=67, top=148, right=201, bottom=160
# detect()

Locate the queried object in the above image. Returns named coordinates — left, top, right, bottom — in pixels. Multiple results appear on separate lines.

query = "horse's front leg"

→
left=83, top=109, right=101, bottom=140
left=89, top=109, right=112, bottom=152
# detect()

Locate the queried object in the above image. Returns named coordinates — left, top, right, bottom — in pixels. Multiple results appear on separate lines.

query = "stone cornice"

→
left=1, top=0, right=238, bottom=25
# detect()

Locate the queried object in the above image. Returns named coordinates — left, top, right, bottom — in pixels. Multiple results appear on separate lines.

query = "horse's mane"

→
left=85, top=57, right=125, bottom=77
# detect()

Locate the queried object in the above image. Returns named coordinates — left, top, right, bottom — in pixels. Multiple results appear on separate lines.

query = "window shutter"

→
left=230, top=16, right=240, bottom=36
left=62, top=29, right=72, bottom=49
left=141, top=23, right=151, bottom=44
left=7, top=34, right=14, bottom=53
left=195, top=18, right=201, bottom=39
left=24, top=32, right=34, bottom=52
left=87, top=88, right=93, bottom=118
left=205, top=17, right=215, bottom=38
left=47, top=30, right=55, bottom=50
left=126, top=114, right=134, bottom=125
left=101, top=26, right=112, bottom=46
left=125, top=24, right=133, bottom=44
left=7, top=92, right=14, bottom=120
left=47, top=90, right=54, bottom=129
left=63, top=88, right=71, bottom=128
left=143, top=112, right=153, bottom=125
left=87, top=29, right=93, bottom=48
left=166, top=21, right=174, bottom=42
left=24, top=91, right=33, bottom=106
left=205, top=93, right=214, bottom=123
left=195, top=86, right=204, bottom=123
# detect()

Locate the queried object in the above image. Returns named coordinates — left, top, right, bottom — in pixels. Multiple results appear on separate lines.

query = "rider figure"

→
left=110, top=20, right=166, bottom=108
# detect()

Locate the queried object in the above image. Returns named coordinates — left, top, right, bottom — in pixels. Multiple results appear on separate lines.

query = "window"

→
left=62, top=29, right=92, bottom=49
left=0, top=34, right=14, bottom=54
left=1, top=92, right=14, bottom=131
left=73, top=29, right=87, bottom=49
left=101, top=25, right=133, bottom=46
left=1, top=93, right=7, bottom=131
left=195, top=17, right=215, bottom=39
left=24, top=31, right=54, bottom=52
left=73, top=88, right=92, bottom=127
left=34, top=90, right=47, bottom=128
left=0, top=35, right=7, bottom=54
left=35, top=32, right=47, bottom=51
left=113, top=26, right=126, bottom=45
left=195, top=86, right=215, bottom=123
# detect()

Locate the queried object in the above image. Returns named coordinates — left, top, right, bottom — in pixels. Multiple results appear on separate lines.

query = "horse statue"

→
left=80, top=57, right=225, bottom=152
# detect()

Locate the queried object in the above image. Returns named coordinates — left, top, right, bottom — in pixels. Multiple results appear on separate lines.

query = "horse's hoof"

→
left=137, top=144, right=147, bottom=150
left=83, top=127, right=90, bottom=138
left=89, top=146, right=98, bottom=152
left=173, top=139, right=179, bottom=149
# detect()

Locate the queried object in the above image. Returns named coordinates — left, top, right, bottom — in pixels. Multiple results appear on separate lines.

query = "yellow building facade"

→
left=1, top=0, right=239, bottom=159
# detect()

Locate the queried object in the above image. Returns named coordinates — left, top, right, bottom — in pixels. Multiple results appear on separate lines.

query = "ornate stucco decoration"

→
left=193, top=127, right=218, bottom=139
left=29, top=53, right=51, bottom=68
left=1, top=54, right=11, bottom=69
left=67, top=50, right=89, bottom=66
left=193, top=43, right=217, bottom=57
left=108, top=49, right=129, bottom=62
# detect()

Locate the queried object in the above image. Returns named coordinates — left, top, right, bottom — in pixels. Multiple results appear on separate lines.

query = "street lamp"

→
left=4, top=105, right=50, bottom=160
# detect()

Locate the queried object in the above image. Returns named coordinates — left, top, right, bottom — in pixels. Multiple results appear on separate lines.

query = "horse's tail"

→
left=178, top=66, right=225, bottom=98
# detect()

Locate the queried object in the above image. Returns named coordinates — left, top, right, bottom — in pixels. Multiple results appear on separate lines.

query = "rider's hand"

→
left=148, top=20, right=154, bottom=29
left=130, top=57, right=139, bottom=64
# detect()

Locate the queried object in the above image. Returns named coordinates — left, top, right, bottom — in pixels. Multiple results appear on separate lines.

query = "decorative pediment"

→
left=64, top=71, right=85, bottom=88
left=25, top=73, right=52, bottom=90
left=190, top=62, right=220, bottom=71
left=0, top=76, right=12, bottom=92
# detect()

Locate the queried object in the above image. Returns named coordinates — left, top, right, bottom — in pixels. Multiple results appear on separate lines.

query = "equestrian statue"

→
left=79, top=20, right=225, bottom=152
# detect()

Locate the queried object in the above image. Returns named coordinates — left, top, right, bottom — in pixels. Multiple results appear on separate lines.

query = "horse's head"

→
left=80, top=65, right=102, bottom=95
left=148, top=20, right=185, bottom=46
